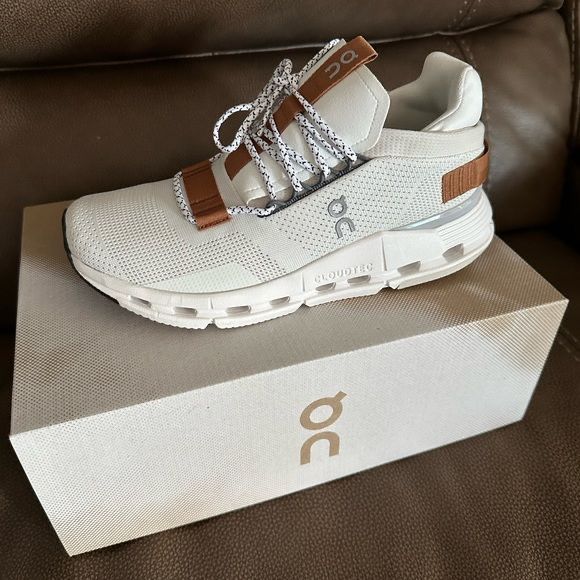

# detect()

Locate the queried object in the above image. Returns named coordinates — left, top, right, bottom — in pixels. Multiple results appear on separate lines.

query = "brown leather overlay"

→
left=181, top=160, right=229, bottom=229
left=224, top=36, right=377, bottom=179
left=442, top=145, right=489, bottom=203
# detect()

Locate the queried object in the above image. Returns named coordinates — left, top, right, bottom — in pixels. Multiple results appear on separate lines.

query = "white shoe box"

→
left=11, top=201, right=566, bottom=555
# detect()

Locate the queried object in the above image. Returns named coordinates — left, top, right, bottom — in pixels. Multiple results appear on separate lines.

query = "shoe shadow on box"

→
left=10, top=200, right=566, bottom=555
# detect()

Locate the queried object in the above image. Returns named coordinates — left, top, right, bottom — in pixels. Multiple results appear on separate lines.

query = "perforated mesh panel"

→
left=66, top=180, right=286, bottom=289
left=269, top=153, right=475, bottom=257
left=66, top=196, right=124, bottom=278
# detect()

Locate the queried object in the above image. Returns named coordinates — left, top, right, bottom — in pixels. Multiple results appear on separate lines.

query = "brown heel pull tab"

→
left=225, top=36, right=377, bottom=180
left=181, top=160, right=229, bottom=229
left=442, top=144, right=490, bottom=203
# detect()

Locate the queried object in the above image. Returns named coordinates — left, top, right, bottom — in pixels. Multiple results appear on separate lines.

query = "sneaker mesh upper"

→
left=66, top=144, right=483, bottom=293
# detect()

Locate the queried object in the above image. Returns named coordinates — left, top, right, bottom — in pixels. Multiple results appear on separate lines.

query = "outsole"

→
left=64, top=190, right=494, bottom=330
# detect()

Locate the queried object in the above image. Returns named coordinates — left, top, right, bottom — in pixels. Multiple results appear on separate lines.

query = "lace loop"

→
left=212, top=39, right=356, bottom=200
left=213, top=58, right=297, bottom=154
left=175, top=39, right=359, bottom=226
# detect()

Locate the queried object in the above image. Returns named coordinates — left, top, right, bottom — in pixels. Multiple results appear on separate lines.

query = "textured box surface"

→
left=11, top=201, right=566, bottom=555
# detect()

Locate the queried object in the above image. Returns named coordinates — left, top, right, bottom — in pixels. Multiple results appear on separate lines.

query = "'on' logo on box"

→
left=299, top=391, right=346, bottom=465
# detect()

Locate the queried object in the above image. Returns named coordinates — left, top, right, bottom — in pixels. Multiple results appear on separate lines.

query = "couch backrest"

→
left=0, top=1, right=571, bottom=331
left=0, top=0, right=563, bottom=68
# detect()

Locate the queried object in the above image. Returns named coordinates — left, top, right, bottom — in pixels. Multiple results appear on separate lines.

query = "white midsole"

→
left=71, top=190, right=494, bottom=329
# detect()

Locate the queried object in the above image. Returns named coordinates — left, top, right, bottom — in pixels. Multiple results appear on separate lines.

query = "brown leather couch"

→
left=2, top=1, right=580, bottom=578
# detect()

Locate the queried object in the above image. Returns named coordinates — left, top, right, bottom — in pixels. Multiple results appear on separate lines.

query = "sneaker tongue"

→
left=221, top=37, right=390, bottom=206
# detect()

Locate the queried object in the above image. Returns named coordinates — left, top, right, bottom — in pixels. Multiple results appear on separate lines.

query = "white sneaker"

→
left=65, top=36, right=493, bottom=329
